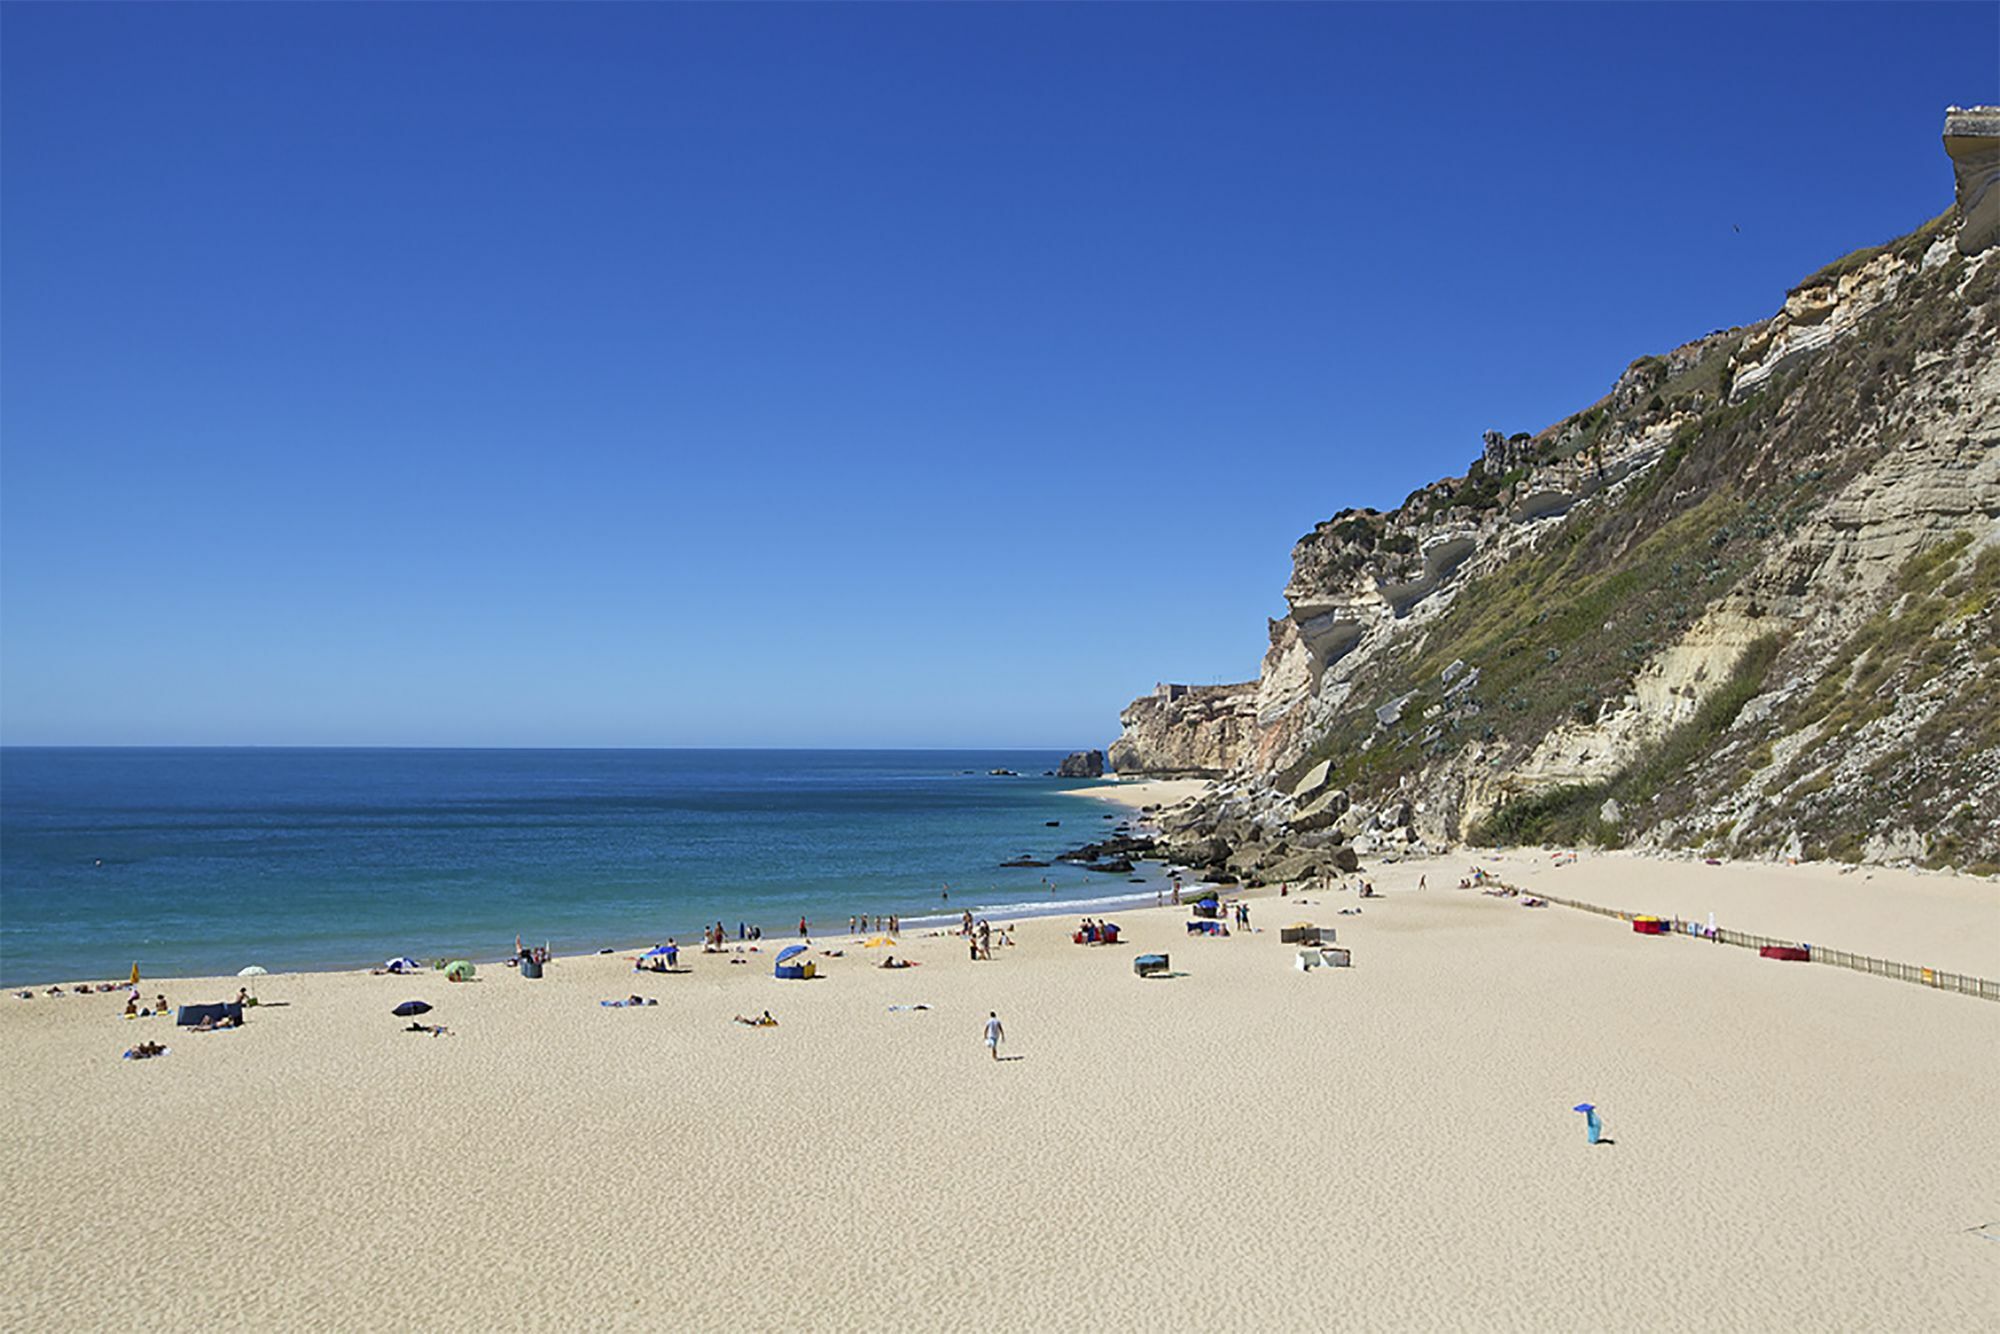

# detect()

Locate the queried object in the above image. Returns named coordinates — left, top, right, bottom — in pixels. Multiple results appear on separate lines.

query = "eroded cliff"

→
left=1112, top=112, right=2000, bottom=877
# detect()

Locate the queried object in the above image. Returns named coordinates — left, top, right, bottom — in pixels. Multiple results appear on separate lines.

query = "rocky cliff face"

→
left=1112, top=113, right=2000, bottom=876
left=1108, top=682, right=1257, bottom=776
left=1945, top=106, right=1999, bottom=256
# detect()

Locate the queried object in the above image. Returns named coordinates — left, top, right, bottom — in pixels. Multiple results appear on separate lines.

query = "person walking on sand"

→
left=984, top=1011, right=1005, bottom=1061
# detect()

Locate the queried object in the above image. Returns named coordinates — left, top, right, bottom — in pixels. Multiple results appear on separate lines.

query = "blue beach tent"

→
left=1574, top=1103, right=1604, bottom=1144
left=774, top=945, right=815, bottom=980
left=176, top=1002, right=244, bottom=1027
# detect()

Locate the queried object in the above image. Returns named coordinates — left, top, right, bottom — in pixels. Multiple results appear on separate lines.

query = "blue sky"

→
left=3, top=4, right=1994, bottom=748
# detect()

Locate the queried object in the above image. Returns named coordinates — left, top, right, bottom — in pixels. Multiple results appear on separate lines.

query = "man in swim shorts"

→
left=984, top=1011, right=1004, bottom=1061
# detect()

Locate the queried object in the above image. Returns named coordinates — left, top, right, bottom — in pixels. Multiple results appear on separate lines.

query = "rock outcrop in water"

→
left=1112, top=112, right=2000, bottom=873
left=1056, top=749, right=1105, bottom=778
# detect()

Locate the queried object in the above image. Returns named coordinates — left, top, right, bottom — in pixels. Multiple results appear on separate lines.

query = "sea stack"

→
left=1056, top=749, right=1106, bottom=778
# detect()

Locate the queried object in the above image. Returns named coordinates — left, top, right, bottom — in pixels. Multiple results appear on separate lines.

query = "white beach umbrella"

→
left=237, top=966, right=268, bottom=977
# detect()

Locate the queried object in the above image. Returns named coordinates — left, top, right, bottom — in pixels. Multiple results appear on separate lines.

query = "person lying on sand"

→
left=124, top=1041, right=167, bottom=1059
left=404, top=1022, right=450, bottom=1035
left=879, top=955, right=916, bottom=969
left=733, top=1011, right=779, bottom=1027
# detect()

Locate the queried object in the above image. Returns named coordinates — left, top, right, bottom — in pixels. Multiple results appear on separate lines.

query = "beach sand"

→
left=1059, top=775, right=1212, bottom=811
left=2, top=855, right=1994, bottom=1331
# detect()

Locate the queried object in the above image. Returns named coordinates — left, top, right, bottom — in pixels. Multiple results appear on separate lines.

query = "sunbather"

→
left=733, top=1011, right=778, bottom=1027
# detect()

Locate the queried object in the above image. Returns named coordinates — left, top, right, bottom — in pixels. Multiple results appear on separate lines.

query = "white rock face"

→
left=1729, top=252, right=1905, bottom=401
left=1109, top=126, right=1999, bottom=865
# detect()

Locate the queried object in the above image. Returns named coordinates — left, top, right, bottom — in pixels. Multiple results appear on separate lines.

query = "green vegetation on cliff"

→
left=1277, top=213, right=1995, bottom=866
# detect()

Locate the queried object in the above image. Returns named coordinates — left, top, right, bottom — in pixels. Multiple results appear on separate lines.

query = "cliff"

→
left=1108, top=682, right=1257, bottom=777
left=1112, top=111, right=2000, bottom=878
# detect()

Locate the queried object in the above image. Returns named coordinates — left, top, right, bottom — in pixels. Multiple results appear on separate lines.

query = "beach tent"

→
left=237, top=965, right=268, bottom=976
left=1632, top=916, right=1667, bottom=936
left=444, top=960, right=477, bottom=981
left=774, top=945, right=816, bottom=981
left=385, top=957, right=420, bottom=974
left=1192, top=897, right=1221, bottom=919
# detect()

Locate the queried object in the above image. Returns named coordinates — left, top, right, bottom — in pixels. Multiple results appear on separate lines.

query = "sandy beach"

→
left=2, top=853, right=1994, bottom=1331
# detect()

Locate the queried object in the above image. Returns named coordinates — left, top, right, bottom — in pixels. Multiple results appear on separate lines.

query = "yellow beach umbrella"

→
left=863, top=936, right=897, bottom=948
left=130, top=962, right=141, bottom=985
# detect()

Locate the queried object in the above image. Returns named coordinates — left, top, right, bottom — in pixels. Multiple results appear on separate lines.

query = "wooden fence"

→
left=1520, top=890, right=2000, bottom=1002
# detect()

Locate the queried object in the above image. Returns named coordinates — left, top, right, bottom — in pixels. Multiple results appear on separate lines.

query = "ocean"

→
left=0, top=748, right=1165, bottom=986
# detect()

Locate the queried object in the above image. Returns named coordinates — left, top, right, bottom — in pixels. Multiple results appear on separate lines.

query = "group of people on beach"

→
left=705, top=922, right=757, bottom=950
left=960, top=915, right=1009, bottom=960
left=18, top=981, right=129, bottom=1000
left=848, top=914, right=899, bottom=934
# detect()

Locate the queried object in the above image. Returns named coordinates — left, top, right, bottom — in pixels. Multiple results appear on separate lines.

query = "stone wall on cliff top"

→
left=1110, top=111, right=2000, bottom=869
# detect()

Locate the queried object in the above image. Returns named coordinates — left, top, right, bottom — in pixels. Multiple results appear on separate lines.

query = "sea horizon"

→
left=0, top=746, right=1164, bottom=987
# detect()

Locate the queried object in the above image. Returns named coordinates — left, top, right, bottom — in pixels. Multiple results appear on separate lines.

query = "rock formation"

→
left=1107, top=682, right=1257, bottom=776
left=1110, top=112, right=2000, bottom=873
left=1944, top=106, right=2000, bottom=256
left=1056, top=749, right=1105, bottom=778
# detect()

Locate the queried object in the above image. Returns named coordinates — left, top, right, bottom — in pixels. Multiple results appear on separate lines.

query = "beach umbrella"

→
left=863, top=936, right=897, bottom=948
left=641, top=945, right=673, bottom=958
left=130, top=962, right=141, bottom=985
left=392, top=1001, right=433, bottom=1017
left=444, top=960, right=476, bottom=981
left=237, top=965, right=268, bottom=977
left=776, top=945, right=808, bottom=964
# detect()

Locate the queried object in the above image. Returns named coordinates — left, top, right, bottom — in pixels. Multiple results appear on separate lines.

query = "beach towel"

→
left=600, top=998, right=658, bottom=1008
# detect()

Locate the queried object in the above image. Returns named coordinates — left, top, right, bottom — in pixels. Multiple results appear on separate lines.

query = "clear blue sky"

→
left=3, top=4, right=1994, bottom=748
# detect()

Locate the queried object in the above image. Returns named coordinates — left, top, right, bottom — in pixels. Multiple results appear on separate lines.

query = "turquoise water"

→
left=0, top=749, right=1160, bottom=985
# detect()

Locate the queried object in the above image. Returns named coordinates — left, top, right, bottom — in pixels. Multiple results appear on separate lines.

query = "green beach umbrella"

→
left=445, top=960, right=476, bottom=981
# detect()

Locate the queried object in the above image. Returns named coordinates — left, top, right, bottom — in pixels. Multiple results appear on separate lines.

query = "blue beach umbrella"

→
left=392, top=1001, right=433, bottom=1017
left=776, top=945, right=808, bottom=964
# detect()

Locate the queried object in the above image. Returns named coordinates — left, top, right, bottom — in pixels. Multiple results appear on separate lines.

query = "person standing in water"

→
left=984, top=1011, right=1005, bottom=1061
